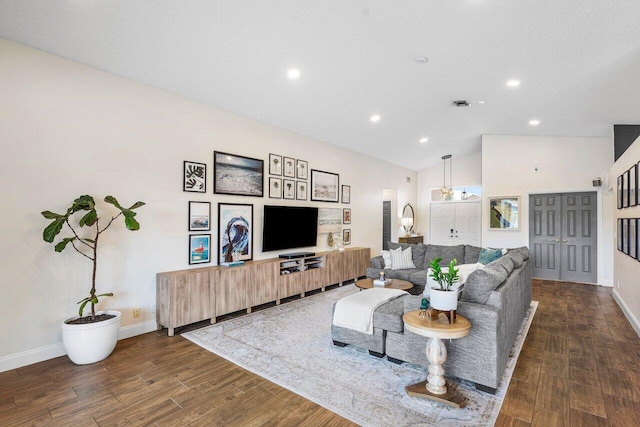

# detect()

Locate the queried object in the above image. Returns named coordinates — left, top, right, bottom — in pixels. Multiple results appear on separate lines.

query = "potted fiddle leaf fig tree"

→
left=42, top=195, right=145, bottom=364
left=428, top=257, right=460, bottom=311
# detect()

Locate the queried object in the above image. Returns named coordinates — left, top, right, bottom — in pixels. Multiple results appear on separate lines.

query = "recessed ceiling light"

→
left=287, top=69, right=300, bottom=80
left=370, top=114, right=381, bottom=123
left=419, top=137, right=429, bottom=143
left=506, top=79, right=520, bottom=87
left=529, top=119, right=540, bottom=126
left=415, top=56, right=429, bottom=64
left=478, top=100, right=486, bottom=104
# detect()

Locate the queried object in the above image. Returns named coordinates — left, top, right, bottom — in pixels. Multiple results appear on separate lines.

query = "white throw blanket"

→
left=332, top=288, right=408, bottom=334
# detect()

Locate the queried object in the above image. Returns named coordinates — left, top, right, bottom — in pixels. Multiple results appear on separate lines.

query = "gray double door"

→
left=529, top=192, right=597, bottom=284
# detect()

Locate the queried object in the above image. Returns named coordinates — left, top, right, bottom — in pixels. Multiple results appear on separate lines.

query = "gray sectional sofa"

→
left=332, top=243, right=532, bottom=394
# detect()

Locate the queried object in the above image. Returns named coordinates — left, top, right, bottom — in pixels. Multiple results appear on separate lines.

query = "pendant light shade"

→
left=441, top=154, right=453, bottom=200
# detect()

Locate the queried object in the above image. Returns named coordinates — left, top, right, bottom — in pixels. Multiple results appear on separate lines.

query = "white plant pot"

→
left=61, top=310, right=121, bottom=365
left=430, top=288, right=459, bottom=311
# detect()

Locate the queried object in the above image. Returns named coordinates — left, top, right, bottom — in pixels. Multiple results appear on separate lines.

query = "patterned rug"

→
left=183, top=284, right=537, bottom=427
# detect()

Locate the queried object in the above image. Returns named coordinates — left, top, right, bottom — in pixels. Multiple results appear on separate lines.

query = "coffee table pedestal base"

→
left=405, top=380, right=467, bottom=409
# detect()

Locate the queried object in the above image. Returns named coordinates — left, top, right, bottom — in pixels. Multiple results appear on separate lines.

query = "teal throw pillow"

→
left=478, top=247, right=502, bottom=265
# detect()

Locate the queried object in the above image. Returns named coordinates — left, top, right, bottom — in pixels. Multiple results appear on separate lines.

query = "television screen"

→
left=262, top=205, right=318, bottom=252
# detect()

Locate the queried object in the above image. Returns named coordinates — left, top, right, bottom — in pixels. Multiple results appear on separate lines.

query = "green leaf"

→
left=83, top=238, right=95, bottom=243
left=54, top=237, right=76, bottom=252
left=71, top=195, right=95, bottom=213
left=78, top=209, right=98, bottom=227
left=124, top=215, right=140, bottom=231
left=43, top=219, right=65, bottom=243
left=78, top=299, right=90, bottom=317
left=41, top=210, right=64, bottom=220
left=77, top=297, right=91, bottom=305
left=129, top=201, right=145, bottom=210
left=96, top=293, right=114, bottom=298
left=104, top=195, right=122, bottom=209
left=90, top=297, right=99, bottom=304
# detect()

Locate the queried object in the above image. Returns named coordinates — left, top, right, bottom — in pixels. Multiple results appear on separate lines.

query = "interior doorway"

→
left=529, top=192, right=597, bottom=284
left=382, top=200, right=391, bottom=250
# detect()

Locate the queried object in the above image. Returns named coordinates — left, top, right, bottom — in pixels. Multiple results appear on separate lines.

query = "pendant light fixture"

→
left=441, top=154, right=453, bottom=200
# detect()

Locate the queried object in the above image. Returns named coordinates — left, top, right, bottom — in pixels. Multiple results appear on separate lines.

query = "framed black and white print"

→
left=214, top=151, right=264, bottom=197
left=184, top=161, right=206, bottom=193
left=343, top=229, right=351, bottom=245
left=630, top=218, right=637, bottom=259
left=218, top=203, right=253, bottom=263
left=283, top=157, right=296, bottom=178
left=618, top=218, right=623, bottom=251
left=311, top=169, right=339, bottom=202
left=623, top=170, right=630, bottom=208
left=283, top=179, right=295, bottom=199
left=341, top=185, right=351, bottom=204
left=189, top=234, right=211, bottom=264
left=269, top=177, right=282, bottom=199
left=296, top=181, right=307, bottom=200
left=630, top=164, right=638, bottom=207
left=269, top=154, right=282, bottom=176
left=618, top=175, right=623, bottom=209
left=623, top=218, right=629, bottom=255
left=343, top=208, right=351, bottom=224
left=189, top=201, right=211, bottom=231
left=296, top=159, right=308, bottom=180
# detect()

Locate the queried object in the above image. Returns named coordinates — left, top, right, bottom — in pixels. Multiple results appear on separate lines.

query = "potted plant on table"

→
left=428, top=257, right=460, bottom=311
left=42, top=195, right=145, bottom=364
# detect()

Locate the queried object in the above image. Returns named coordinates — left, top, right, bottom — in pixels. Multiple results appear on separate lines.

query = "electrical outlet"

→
left=133, top=307, right=141, bottom=318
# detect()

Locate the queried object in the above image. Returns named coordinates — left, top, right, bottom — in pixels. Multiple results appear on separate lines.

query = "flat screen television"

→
left=262, top=205, right=318, bottom=252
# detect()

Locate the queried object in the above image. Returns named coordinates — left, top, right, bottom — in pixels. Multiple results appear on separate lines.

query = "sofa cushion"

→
left=370, top=255, right=385, bottom=269
left=508, top=251, right=525, bottom=268
left=409, top=270, right=429, bottom=287
left=478, top=247, right=502, bottom=265
left=386, top=268, right=420, bottom=281
left=460, top=267, right=508, bottom=304
left=373, top=296, right=406, bottom=333
left=425, top=244, right=465, bottom=267
left=390, top=246, right=416, bottom=270
left=486, top=255, right=515, bottom=276
left=381, top=250, right=393, bottom=268
left=388, top=242, right=427, bottom=270
left=509, top=246, right=530, bottom=261
left=464, top=245, right=482, bottom=264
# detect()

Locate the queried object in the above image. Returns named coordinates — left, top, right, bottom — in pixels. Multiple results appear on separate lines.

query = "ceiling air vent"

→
left=451, top=100, right=471, bottom=107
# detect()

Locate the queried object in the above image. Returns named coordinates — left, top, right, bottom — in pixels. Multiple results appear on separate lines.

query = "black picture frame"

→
left=283, top=157, right=296, bottom=178
left=269, top=153, right=282, bottom=176
left=623, top=170, right=630, bottom=208
left=623, top=218, right=629, bottom=255
left=283, top=179, right=295, bottom=199
left=343, top=229, right=351, bottom=245
left=188, top=201, right=211, bottom=231
left=630, top=164, right=638, bottom=207
left=213, top=151, right=264, bottom=197
left=183, top=161, right=206, bottom=193
left=311, top=169, right=340, bottom=203
left=341, top=185, right=351, bottom=204
left=189, top=234, right=211, bottom=265
left=630, top=218, right=637, bottom=259
left=296, top=159, right=308, bottom=180
left=268, top=177, right=282, bottom=199
left=296, top=181, right=307, bottom=200
left=618, top=218, right=623, bottom=251
left=218, top=203, right=253, bottom=264
left=618, top=175, right=623, bottom=209
left=343, top=208, right=351, bottom=224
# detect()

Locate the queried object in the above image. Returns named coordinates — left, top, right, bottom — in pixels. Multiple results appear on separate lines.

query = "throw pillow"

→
left=459, top=267, right=508, bottom=304
left=381, top=250, right=393, bottom=269
left=387, top=242, right=427, bottom=270
left=509, top=251, right=525, bottom=268
left=390, top=246, right=416, bottom=270
left=486, top=255, right=514, bottom=276
left=478, top=247, right=502, bottom=265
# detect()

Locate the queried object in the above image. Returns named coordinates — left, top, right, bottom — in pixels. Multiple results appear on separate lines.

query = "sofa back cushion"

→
left=390, top=246, right=416, bottom=270
left=425, top=244, right=465, bottom=267
left=508, top=251, right=525, bottom=268
left=464, top=245, right=482, bottom=264
left=388, top=242, right=427, bottom=270
left=486, top=255, right=515, bottom=276
left=460, top=267, right=508, bottom=304
left=509, top=246, right=530, bottom=261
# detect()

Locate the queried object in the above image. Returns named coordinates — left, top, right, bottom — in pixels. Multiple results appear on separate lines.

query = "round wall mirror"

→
left=401, top=203, right=414, bottom=235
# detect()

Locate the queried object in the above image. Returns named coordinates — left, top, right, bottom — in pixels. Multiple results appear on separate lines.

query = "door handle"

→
left=554, top=239, right=560, bottom=243
left=562, top=239, right=567, bottom=243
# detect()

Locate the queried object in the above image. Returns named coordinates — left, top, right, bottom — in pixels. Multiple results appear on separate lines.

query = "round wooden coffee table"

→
left=355, top=277, right=413, bottom=291
left=403, top=310, right=471, bottom=408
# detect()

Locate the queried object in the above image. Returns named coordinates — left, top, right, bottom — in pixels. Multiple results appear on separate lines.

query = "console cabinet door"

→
left=247, top=262, right=279, bottom=307
left=214, top=267, right=248, bottom=316
left=324, top=252, right=344, bottom=285
left=279, top=272, right=304, bottom=299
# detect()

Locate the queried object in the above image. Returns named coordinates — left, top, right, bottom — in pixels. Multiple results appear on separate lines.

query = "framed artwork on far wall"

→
left=630, top=164, right=638, bottom=207
left=269, top=153, right=283, bottom=176
left=183, top=161, right=206, bottom=193
left=189, top=234, right=211, bottom=265
left=489, top=196, right=520, bottom=230
left=311, top=169, right=339, bottom=202
left=296, top=181, right=307, bottom=200
left=283, top=157, right=296, bottom=178
left=623, top=170, right=629, bottom=208
left=343, top=229, right=351, bottom=245
left=218, top=203, right=253, bottom=264
left=214, top=151, right=264, bottom=197
left=618, top=218, right=623, bottom=251
left=283, top=179, right=295, bottom=199
left=623, top=218, right=629, bottom=255
left=296, top=159, right=308, bottom=180
left=630, top=218, right=637, bottom=259
left=341, top=185, right=351, bottom=204
left=269, top=177, right=282, bottom=199
left=617, top=175, right=623, bottom=209
left=343, top=208, right=351, bottom=224
left=188, top=201, right=211, bottom=231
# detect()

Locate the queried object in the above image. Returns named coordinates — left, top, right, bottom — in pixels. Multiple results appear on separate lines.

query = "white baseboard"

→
left=600, top=279, right=614, bottom=287
left=612, top=289, right=640, bottom=338
left=0, top=320, right=159, bottom=373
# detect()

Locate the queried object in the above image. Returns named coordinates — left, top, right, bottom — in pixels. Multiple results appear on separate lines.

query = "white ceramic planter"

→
left=61, top=310, right=121, bottom=365
left=430, top=288, right=459, bottom=311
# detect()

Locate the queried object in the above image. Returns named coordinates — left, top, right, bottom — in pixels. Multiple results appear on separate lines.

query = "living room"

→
left=1, top=2, right=639, bottom=425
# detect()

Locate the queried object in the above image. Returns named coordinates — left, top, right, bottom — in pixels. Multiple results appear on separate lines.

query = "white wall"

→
left=0, top=39, right=417, bottom=370
left=416, top=153, right=482, bottom=240
left=608, top=136, right=640, bottom=337
left=482, top=135, right=614, bottom=286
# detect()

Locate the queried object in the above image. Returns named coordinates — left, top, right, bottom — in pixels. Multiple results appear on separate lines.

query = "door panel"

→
left=429, top=204, right=455, bottom=245
left=382, top=201, right=391, bottom=250
left=529, top=194, right=562, bottom=279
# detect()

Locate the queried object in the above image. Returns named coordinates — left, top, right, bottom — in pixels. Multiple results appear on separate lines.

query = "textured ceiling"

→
left=1, top=1, right=639, bottom=171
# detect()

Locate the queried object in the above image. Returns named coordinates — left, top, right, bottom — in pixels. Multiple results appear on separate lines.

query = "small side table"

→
left=402, top=310, right=471, bottom=408
left=354, top=278, right=413, bottom=291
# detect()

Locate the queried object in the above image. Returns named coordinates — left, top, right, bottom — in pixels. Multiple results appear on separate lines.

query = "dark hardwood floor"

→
left=1, top=280, right=639, bottom=426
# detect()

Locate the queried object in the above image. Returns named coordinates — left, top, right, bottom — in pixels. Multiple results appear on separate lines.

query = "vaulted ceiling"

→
left=1, top=1, right=639, bottom=171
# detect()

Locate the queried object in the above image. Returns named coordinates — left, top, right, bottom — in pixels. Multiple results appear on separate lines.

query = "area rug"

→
left=183, top=285, right=538, bottom=427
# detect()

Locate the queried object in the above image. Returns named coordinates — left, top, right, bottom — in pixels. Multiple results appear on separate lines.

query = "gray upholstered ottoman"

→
left=331, top=295, right=407, bottom=357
